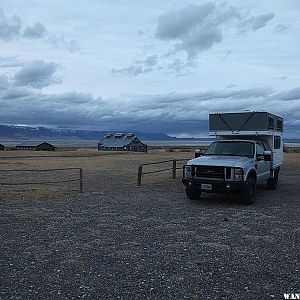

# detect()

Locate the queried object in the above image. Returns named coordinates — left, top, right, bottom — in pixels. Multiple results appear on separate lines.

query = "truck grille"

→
left=193, top=166, right=225, bottom=180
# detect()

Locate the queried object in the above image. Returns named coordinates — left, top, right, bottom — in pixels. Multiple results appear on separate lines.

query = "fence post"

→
left=172, top=160, right=176, bottom=179
left=137, top=165, right=143, bottom=186
left=79, top=168, right=83, bottom=193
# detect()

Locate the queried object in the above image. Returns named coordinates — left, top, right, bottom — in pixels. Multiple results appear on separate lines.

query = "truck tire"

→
left=267, top=170, right=279, bottom=190
left=241, top=176, right=256, bottom=205
left=186, top=187, right=201, bottom=200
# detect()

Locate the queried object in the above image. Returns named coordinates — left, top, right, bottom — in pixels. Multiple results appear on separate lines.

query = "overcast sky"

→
left=0, top=0, right=299, bottom=137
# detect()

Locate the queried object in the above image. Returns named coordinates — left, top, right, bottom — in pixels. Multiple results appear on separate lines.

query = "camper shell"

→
left=209, top=111, right=283, bottom=134
left=209, top=112, right=284, bottom=169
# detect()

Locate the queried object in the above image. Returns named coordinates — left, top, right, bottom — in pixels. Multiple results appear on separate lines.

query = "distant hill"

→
left=1, top=124, right=298, bottom=143
left=0, top=124, right=176, bottom=141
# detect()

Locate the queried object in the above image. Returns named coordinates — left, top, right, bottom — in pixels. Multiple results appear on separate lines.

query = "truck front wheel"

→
left=241, top=176, right=256, bottom=205
left=267, top=170, right=279, bottom=190
left=186, top=187, right=201, bottom=200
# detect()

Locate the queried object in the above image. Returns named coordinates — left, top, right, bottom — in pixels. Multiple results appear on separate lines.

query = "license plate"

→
left=201, top=183, right=212, bottom=191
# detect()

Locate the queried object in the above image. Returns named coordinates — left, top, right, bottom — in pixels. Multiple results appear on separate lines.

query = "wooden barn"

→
left=16, top=142, right=56, bottom=151
left=98, top=133, right=147, bottom=152
left=0, top=144, right=4, bottom=150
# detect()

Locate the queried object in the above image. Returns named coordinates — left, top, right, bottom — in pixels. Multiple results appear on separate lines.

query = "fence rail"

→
left=137, top=159, right=189, bottom=186
left=0, top=167, right=83, bottom=193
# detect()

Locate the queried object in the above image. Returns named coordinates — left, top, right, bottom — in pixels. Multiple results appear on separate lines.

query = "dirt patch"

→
left=0, top=151, right=299, bottom=299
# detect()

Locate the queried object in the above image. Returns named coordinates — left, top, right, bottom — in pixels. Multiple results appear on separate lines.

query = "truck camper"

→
left=182, top=112, right=284, bottom=204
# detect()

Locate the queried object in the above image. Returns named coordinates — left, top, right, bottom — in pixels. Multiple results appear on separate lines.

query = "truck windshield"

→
left=205, top=141, right=254, bottom=158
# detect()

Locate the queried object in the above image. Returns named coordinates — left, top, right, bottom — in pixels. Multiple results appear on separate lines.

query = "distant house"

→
left=0, top=144, right=4, bottom=150
left=98, top=133, right=147, bottom=152
left=16, top=142, right=56, bottom=151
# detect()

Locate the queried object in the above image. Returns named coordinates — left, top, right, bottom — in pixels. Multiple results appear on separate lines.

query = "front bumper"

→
left=182, top=178, right=245, bottom=193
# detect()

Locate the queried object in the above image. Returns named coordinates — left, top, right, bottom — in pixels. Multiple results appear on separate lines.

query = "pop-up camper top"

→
left=209, top=111, right=283, bottom=136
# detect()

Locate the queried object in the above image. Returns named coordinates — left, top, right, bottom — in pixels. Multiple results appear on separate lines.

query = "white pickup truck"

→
left=182, top=112, right=284, bottom=204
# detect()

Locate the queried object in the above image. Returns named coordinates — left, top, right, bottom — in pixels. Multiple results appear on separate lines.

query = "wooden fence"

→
left=0, top=168, right=83, bottom=193
left=137, top=159, right=189, bottom=186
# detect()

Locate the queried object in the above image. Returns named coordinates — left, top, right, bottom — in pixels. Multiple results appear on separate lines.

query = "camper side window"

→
left=274, top=136, right=281, bottom=149
left=268, top=117, right=275, bottom=129
left=277, top=119, right=283, bottom=132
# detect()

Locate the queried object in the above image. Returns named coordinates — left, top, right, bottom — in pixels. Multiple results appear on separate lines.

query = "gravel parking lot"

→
left=0, top=150, right=299, bottom=299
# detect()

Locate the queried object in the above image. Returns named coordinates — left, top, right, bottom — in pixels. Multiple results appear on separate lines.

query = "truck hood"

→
left=187, top=155, right=252, bottom=168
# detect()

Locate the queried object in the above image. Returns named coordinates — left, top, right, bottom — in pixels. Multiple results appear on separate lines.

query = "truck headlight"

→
left=185, top=166, right=192, bottom=178
left=234, top=168, right=243, bottom=181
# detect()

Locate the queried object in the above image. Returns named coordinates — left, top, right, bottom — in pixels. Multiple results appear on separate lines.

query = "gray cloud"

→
left=22, top=22, right=47, bottom=39
left=274, top=24, right=291, bottom=33
left=176, top=26, right=222, bottom=57
left=167, top=59, right=198, bottom=76
left=0, top=9, right=79, bottom=52
left=155, top=3, right=274, bottom=58
left=0, top=87, right=102, bottom=127
left=275, top=87, right=300, bottom=101
left=13, top=60, right=61, bottom=88
left=156, top=3, right=216, bottom=40
left=135, top=55, right=158, bottom=67
left=0, top=86, right=32, bottom=99
left=112, top=65, right=152, bottom=76
left=112, top=55, right=158, bottom=76
left=239, top=13, right=274, bottom=32
left=156, top=3, right=231, bottom=57
left=0, top=9, right=21, bottom=41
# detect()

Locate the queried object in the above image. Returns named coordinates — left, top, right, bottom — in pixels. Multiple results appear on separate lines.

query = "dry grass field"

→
left=0, top=149, right=299, bottom=299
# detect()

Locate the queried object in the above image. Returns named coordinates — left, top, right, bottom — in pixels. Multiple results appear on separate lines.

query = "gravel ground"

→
left=0, top=150, right=299, bottom=299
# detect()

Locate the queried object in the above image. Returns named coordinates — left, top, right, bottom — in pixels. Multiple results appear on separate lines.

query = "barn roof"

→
left=98, top=133, right=144, bottom=147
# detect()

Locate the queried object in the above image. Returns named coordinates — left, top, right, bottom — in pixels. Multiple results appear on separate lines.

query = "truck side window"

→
left=260, top=142, right=267, bottom=150
left=274, top=136, right=281, bottom=149
left=256, top=143, right=264, bottom=156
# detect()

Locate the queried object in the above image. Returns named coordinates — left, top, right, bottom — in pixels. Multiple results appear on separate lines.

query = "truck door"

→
left=256, top=143, right=270, bottom=182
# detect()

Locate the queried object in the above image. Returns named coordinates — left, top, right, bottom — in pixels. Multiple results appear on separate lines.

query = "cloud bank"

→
left=1, top=64, right=300, bottom=136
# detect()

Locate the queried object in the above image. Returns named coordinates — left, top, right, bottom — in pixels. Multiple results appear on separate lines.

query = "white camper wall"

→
left=272, top=134, right=284, bottom=168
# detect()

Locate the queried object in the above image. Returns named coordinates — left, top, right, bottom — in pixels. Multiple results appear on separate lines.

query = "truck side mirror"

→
left=195, top=149, right=205, bottom=158
left=263, top=150, right=272, bottom=161
left=256, top=154, right=264, bottom=161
